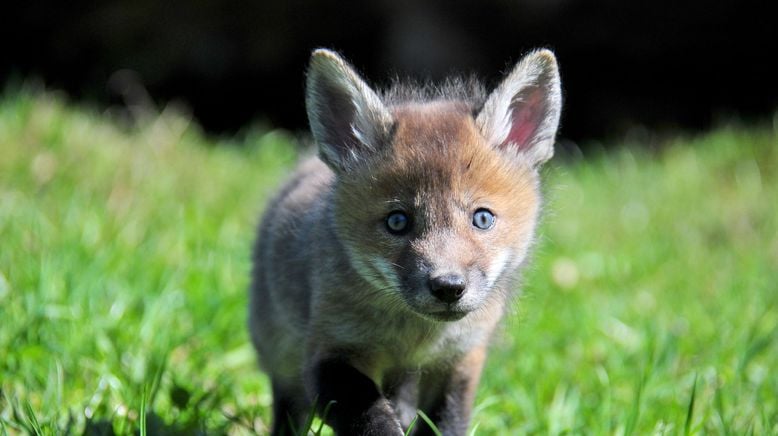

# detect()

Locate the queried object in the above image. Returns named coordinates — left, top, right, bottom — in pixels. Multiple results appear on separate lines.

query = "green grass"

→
left=1, top=88, right=776, bottom=434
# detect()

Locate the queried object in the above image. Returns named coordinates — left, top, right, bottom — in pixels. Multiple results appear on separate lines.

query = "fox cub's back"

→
left=249, top=49, right=562, bottom=435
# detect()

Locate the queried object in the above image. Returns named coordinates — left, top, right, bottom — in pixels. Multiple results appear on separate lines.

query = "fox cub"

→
left=249, top=48, right=562, bottom=435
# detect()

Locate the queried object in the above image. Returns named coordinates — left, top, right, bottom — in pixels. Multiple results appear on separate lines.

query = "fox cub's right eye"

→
left=473, top=208, right=496, bottom=230
left=386, top=211, right=411, bottom=235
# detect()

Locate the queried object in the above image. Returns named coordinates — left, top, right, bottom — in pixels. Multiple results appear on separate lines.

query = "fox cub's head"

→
left=307, top=49, right=561, bottom=321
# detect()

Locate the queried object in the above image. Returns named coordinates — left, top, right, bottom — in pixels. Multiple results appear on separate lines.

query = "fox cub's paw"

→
left=349, top=401, right=404, bottom=436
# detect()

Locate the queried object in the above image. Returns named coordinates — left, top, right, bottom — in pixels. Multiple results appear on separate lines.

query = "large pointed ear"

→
left=306, top=49, right=393, bottom=172
left=476, top=49, right=562, bottom=166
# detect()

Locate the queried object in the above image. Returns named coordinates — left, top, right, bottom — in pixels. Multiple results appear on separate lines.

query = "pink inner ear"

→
left=502, top=88, right=545, bottom=151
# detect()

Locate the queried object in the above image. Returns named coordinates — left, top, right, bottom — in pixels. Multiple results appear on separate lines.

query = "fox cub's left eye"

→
left=473, top=208, right=495, bottom=230
left=386, top=211, right=411, bottom=235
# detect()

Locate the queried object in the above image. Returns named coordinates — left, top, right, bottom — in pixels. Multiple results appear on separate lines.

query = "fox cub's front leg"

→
left=310, top=358, right=404, bottom=435
left=413, top=346, right=487, bottom=436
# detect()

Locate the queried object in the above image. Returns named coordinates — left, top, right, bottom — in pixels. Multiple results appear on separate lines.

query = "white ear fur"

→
left=306, top=49, right=393, bottom=172
left=476, top=49, right=562, bottom=166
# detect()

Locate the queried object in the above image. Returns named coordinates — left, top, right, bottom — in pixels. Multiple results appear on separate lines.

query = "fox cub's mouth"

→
left=426, top=309, right=469, bottom=322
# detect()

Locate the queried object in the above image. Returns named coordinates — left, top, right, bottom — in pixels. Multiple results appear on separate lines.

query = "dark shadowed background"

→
left=4, top=0, right=776, bottom=144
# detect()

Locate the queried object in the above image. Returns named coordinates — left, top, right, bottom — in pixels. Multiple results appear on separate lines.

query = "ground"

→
left=1, top=89, right=776, bottom=434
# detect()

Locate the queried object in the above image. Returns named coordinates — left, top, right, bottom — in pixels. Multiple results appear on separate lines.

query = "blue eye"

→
left=473, top=208, right=495, bottom=230
left=386, top=211, right=411, bottom=235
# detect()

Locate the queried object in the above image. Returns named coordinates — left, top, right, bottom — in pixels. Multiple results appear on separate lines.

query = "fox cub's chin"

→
left=249, top=48, right=562, bottom=435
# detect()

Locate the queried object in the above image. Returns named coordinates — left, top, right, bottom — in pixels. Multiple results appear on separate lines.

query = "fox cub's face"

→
left=307, top=50, right=561, bottom=321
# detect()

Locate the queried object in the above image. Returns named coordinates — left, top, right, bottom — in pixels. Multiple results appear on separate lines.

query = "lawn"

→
left=1, top=89, right=776, bottom=435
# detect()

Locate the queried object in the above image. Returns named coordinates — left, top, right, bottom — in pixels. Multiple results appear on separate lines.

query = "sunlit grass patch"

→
left=1, top=88, right=776, bottom=434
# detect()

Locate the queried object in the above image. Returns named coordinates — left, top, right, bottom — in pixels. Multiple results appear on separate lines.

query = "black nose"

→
left=429, top=274, right=466, bottom=304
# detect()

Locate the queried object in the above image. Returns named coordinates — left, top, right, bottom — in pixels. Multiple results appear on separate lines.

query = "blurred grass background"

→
left=1, top=89, right=776, bottom=434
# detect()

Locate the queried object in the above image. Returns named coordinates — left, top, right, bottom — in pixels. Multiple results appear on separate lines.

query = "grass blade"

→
left=683, top=373, right=698, bottom=436
left=311, top=400, right=336, bottom=436
left=713, top=383, right=729, bottom=436
left=404, top=415, right=419, bottom=436
left=140, top=384, right=148, bottom=436
left=416, top=410, right=442, bottom=436
left=624, top=370, right=645, bottom=436
left=23, top=401, right=43, bottom=436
